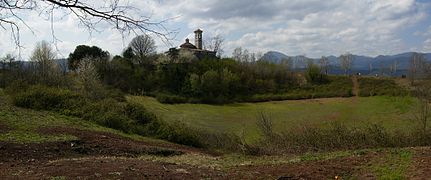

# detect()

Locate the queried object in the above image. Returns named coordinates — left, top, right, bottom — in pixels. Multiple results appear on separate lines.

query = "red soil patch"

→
left=229, top=153, right=378, bottom=179
left=409, top=147, right=431, bottom=179
left=0, top=127, right=210, bottom=164
left=0, top=157, right=227, bottom=179
left=40, top=127, right=210, bottom=155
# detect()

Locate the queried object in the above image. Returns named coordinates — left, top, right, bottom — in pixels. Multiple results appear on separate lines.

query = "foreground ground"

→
left=1, top=124, right=431, bottom=179
left=1, top=91, right=430, bottom=179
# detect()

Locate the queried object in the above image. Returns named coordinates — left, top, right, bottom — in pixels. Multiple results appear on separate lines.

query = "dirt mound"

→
left=0, top=127, right=208, bottom=164
left=40, top=127, right=207, bottom=155
left=0, top=157, right=227, bottom=179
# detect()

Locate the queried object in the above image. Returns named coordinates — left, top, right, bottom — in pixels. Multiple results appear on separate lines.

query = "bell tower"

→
left=194, top=29, right=203, bottom=50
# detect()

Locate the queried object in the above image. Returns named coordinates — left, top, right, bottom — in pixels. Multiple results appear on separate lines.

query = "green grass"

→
left=128, top=96, right=417, bottom=142
left=371, top=149, right=413, bottom=180
left=0, top=91, right=169, bottom=144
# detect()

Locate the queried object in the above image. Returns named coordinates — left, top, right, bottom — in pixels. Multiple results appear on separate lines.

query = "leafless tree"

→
left=77, top=57, right=104, bottom=99
left=232, top=47, right=243, bottom=62
left=30, top=40, right=62, bottom=84
left=319, top=56, right=329, bottom=75
left=30, top=40, right=56, bottom=72
left=409, top=52, right=426, bottom=85
left=0, top=0, right=172, bottom=49
left=339, top=53, right=353, bottom=75
left=255, top=52, right=263, bottom=61
left=389, top=60, right=398, bottom=76
left=1, top=54, right=15, bottom=70
left=204, top=34, right=224, bottom=57
left=128, top=34, right=156, bottom=64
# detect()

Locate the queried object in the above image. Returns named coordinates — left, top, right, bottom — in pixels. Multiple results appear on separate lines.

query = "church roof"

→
left=179, top=38, right=197, bottom=49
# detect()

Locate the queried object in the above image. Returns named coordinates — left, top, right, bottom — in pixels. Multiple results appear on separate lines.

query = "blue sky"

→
left=1, top=0, right=431, bottom=59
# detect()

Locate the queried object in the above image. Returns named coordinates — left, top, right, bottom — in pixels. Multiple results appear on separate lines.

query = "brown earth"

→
left=408, top=147, right=431, bottom=179
left=228, top=153, right=379, bottom=179
left=1, top=126, right=430, bottom=179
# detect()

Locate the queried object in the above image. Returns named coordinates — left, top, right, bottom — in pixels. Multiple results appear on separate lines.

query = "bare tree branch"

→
left=0, top=0, right=175, bottom=54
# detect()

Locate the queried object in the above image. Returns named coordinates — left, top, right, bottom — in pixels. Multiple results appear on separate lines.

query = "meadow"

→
left=128, top=95, right=417, bottom=142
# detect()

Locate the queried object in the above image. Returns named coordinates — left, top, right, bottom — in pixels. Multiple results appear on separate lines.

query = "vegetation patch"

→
left=359, top=77, right=409, bottom=97
left=371, top=149, right=413, bottom=179
left=129, top=95, right=416, bottom=143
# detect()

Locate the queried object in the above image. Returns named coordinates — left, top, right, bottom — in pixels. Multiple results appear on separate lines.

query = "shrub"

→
left=12, top=85, right=81, bottom=111
left=9, top=85, right=205, bottom=147
left=156, top=93, right=188, bottom=104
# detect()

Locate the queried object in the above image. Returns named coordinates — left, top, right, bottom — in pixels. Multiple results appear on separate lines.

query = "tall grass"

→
left=359, top=77, right=409, bottom=97
left=247, top=112, right=431, bottom=155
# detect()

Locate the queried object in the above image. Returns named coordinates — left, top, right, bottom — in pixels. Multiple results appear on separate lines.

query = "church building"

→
left=172, top=29, right=217, bottom=60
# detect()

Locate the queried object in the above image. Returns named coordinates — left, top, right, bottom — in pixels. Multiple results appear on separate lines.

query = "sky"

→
left=1, top=0, right=431, bottom=59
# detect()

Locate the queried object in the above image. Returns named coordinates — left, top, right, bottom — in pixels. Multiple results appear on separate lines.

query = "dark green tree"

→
left=68, top=45, right=110, bottom=71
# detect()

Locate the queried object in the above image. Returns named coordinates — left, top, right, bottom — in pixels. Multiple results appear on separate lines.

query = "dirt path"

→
left=352, top=75, right=359, bottom=97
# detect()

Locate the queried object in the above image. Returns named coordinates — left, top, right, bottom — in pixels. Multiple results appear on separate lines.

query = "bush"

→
left=156, top=93, right=188, bottom=104
left=9, top=85, right=205, bottom=147
left=12, top=85, right=81, bottom=111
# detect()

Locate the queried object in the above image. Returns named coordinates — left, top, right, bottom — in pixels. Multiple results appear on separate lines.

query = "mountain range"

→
left=261, top=51, right=431, bottom=75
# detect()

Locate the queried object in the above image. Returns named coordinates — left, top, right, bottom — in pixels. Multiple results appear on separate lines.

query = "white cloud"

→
left=0, top=0, right=430, bottom=59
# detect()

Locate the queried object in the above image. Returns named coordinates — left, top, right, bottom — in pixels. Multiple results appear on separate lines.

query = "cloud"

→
left=1, top=0, right=430, bottom=59
left=154, top=0, right=430, bottom=57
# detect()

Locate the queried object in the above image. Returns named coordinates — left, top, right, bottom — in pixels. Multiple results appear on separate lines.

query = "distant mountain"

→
left=261, top=51, right=431, bottom=75
left=1, top=59, right=68, bottom=72
left=261, top=51, right=290, bottom=64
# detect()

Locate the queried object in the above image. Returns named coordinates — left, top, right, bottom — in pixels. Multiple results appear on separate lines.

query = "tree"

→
left=339, top=53, right=353, bottom=75
left=306, top=61, right=326, bottom=84
left=76, top=57, right=104, bottom=99
left=0, top=54, right=16, bottom=70
left=30, top=40, right=61, bottom=85
left=389, top=60, right=398, bottom=76
left=122, top=47, right=135, bottom=59
left=68, top=45, right=109, bottom=71
left=232, top=47, right=243, bottom=62
left=204, top=35, right=224, bottom=57
left=128, top=34, right=156, bottom=65
left=1, top=0, right=171, bottom=47
left=319, top=56, right=329, bottom=75
left=409, top=52, right=426, bottom=85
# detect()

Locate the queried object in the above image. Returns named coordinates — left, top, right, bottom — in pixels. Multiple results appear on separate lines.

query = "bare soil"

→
left=1, top=126, right=430, bottom=179
left=408, top=147, right=431, bottom=179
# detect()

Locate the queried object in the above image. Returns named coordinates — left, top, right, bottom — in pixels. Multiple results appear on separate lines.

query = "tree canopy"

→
left=68, top=45, right=109, bottom=71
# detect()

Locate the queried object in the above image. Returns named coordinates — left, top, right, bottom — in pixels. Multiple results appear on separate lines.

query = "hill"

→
left=261, top=51, right=431, bottom=74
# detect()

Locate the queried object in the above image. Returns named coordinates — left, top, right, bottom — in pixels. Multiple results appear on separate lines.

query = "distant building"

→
left=169, top=29, right=217, bottom=60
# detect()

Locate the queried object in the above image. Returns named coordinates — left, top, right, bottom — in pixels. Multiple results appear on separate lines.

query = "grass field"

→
left=0, top=90, right=165, bottom=144
left=128, top=96, right=418, bottom=142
